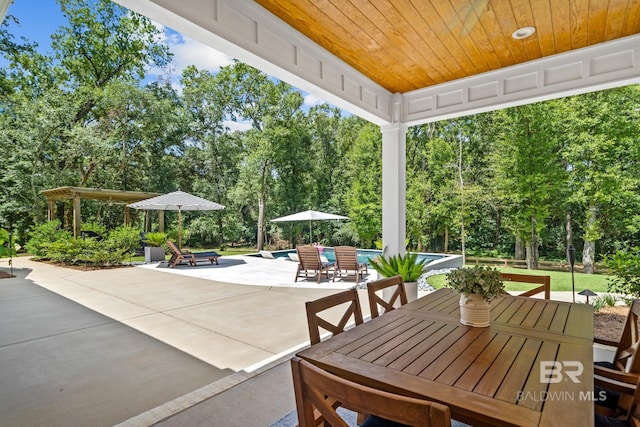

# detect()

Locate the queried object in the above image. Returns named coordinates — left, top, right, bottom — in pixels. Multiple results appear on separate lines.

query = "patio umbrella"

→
left=270, top=209, right=348, bottom=244
left=128, top=191, right=225, bottom=248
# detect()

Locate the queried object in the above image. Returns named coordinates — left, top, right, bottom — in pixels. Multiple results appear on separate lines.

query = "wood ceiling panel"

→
left=254, top=0, right=640, bottom=93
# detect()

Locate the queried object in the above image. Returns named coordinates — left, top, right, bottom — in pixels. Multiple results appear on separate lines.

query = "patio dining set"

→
left=291, top=274, right=640, bottom=426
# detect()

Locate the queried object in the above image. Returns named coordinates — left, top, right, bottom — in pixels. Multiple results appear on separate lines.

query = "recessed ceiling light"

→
left=512, top=26, right=536, bottom=39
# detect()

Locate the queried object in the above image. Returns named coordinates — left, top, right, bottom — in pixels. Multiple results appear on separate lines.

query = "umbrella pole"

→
left=309, top=220, right=312, bottom=244
left=178, top=208, right=182, bottom=249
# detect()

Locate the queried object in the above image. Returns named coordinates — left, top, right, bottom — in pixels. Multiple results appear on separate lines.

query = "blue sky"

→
left=3, top=0, right=329, bottom=130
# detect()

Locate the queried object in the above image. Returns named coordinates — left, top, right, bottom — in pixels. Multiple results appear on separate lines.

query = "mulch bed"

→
left=0, top=271, right=14, bottom=279
left=594, top=305, right=629, bottom=342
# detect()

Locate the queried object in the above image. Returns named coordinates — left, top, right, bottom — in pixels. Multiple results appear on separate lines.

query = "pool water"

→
left=268, top=248, right=444, bottom=266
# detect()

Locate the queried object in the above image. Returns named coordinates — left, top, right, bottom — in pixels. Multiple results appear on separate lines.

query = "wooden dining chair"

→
left=305, top=288, right=364, bottom=345
left=367, top=275, right=408, bottom=318
left=595, top=299, right=640, bottom=416
left=594, top=369, right=640, bottom=426
left=291, top=356, right=451, bottom=427
left=500, top=272, right=551, bottom=299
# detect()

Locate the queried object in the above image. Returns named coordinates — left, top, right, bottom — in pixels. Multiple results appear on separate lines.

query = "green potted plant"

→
left=142, top=232, right=167, bottom=262
left=445, top=266, right=505, bottom=327
left=369, top=252, right=427, bottom=301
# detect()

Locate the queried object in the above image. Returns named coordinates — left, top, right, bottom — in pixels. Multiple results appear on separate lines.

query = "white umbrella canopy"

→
left=270, top=209, right=348, bottom=244
left=128, top=191, right=225, bottom=248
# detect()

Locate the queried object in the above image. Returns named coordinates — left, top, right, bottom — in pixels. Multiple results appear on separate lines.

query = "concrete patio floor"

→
left=0, top=254, right=598, bottom=426
left=0, top=255, right=371, bottom=426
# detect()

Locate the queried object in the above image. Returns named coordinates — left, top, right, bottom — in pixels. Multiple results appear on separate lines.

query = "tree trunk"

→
left=583, top=207, right=597, bottom=274
left=257, top=196, right=264, bottom=250
left=528, top=216, right=539, bottom=270
left=515, top=237, right=526, bottom=260
left=444, top=226, right=449, bottom=253
left=565, top=210, right=572, bottom=263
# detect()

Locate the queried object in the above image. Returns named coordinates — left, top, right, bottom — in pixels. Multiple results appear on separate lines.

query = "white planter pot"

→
left=459, top=293, right=490, bottom=327
left=405, top=281, right=418, bottom=302
left=382, top=281, right=418, bottom=305
left=145, top=246, right=166, bottom=262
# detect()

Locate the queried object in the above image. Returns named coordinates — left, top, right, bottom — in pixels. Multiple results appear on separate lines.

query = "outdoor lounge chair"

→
left=295, top=245, right=335, bottom=283
left=166, top=240, right=221, bottom=268
left=333, top=245, right=368, bottom=284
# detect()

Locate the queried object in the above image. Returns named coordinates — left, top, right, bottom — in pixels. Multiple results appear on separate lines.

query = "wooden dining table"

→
left=296, top=288, right=594, bottom=427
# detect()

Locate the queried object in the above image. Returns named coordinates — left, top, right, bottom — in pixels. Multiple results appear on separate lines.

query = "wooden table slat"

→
left=534, top=303, right=559, bottom=331
left=358, top=319, right=431, bottom=363
left=385, top=322, right=456, bottom=370
left=436, top=331, right=498, bottom=385
left=518, top=341, right=559, bottom=411
left=548, top=303, right=570, bottom=333
left=454, top=333, right=511, bottom=391
left=342, top=317, right=423, bottom=359
left=521, top=300, right=548, bottom=329
left=419, top=327, right=486, bottom=380
left=494, top=339, right=544, bottom=402
left=474, top=336, right=527, bottom=396
left=403, top=326, right=471, bottom=376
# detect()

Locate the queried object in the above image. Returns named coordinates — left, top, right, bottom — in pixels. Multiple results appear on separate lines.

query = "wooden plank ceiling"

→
left=255, top=0, right=640, bottom=93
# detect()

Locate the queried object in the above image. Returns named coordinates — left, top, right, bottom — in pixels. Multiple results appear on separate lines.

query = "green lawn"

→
left=427, top=266, right=613, bottom=293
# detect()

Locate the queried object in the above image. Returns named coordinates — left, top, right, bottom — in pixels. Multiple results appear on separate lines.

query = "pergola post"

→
left=72, top=192, right=81, bottom=239
left=381, top=98, right=407, bottom=257
left=47, top=200, right=55, bottom=221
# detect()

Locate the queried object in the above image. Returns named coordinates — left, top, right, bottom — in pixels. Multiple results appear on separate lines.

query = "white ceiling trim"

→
left=402, top=34, right=640, bottom=126
left=113, top=0, right=639, bottom=128
left=113, top=0, right=393, bottom=125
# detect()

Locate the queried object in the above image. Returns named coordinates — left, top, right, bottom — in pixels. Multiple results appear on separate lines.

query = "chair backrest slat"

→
left=305, top=288, right=363, bottom=345
left=500, top=272, right=551, bottom=300
left=367, top=275, right=408, bottom=318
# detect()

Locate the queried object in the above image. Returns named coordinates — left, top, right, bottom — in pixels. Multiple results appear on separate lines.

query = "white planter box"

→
left=144, top=246, right=166, bottom=262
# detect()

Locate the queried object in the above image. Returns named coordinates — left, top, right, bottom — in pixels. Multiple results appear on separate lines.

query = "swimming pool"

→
left=265, top=247, right=446, bottom=266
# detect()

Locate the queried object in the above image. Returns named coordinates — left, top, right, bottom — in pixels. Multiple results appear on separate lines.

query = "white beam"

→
left=113, top=0, right=392, bottom=125
left=403, top=34, right=640, bottom=126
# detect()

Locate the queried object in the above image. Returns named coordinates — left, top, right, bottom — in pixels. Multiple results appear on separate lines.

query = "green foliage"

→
left=0, top=228, right=16, bottom=257
left=592, top=294, right=617, bottom=312
left=603, top=247, right=640, bottom=297
left=445, top=266, right=505, bottom=302
left=81, top=221, right=107, bottom=235
left=25, top=221, right=73, bottom=258
left=368, top=252, right=426, bottom=282
left=143, top=232, right=168, bottom=247
left=107, top=226, right=143, bottom=255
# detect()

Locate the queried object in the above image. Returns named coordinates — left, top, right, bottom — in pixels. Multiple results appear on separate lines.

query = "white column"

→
left=380, top=121, right=407, bottom=257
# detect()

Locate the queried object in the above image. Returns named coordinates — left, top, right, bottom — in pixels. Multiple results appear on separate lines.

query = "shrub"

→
left=107, top=226, right=143, bottom=255
left=603, top=247, right=640, bottom=297
left=0, top=228, right=16, bottom=258
left=25, top=221, right=73, bottom=259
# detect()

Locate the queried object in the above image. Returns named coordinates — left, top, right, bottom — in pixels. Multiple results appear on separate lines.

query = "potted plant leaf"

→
left=142, top=232, right=167, bottom=262
left=445, top=266, right=505, bottom=327
left=369, top=252, right=427, bottom=301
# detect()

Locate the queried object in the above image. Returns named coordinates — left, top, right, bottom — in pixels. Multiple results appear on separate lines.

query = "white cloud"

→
left=224, top=120, right=253, bottom=132
left=303, top=93, right=324, bottom=107
left=166, top=31, right=233, bottom=74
